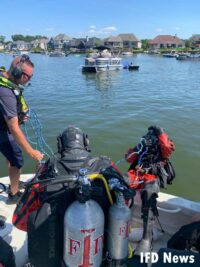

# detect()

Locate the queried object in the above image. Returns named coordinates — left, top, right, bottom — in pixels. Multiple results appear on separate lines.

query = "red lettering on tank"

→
left=68, top=228, right=104, bottom=266
left=119, top=222, right=129, bottom=239
left=78, top=228, right=95, bottom=267
left=68, top=239, right=81, bottom=255
left=94, top=234, right=104, bottom=255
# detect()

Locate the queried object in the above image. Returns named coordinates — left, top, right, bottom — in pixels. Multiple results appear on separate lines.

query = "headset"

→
left=11, top=54, right=30, bottom=79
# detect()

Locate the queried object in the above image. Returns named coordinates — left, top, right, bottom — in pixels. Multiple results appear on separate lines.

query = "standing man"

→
left=0, top=55, right=43, bottom=204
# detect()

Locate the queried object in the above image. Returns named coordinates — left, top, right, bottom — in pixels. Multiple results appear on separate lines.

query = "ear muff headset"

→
left=11, top=55, right=30, bottom=79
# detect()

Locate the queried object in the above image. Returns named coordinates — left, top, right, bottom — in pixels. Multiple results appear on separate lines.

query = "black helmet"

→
left=57, top=125, right=89, bottom=154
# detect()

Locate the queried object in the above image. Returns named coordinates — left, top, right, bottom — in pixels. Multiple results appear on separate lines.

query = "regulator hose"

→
left=89, top=173, right=114, bottom=205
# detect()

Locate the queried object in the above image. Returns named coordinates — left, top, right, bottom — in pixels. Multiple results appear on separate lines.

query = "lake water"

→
left=0, top=53, right=200, bottom=201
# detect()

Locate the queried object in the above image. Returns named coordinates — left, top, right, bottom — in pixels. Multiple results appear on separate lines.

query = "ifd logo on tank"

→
left=67, top=227, right=104, bottom=267
left=63, top=199, right=105, bottom=267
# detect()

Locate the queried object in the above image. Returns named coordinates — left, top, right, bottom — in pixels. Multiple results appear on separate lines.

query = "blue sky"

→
left=1, top=0, right=200, bottom=41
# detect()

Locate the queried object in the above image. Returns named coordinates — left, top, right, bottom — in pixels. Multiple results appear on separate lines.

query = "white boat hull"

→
left=82, top=64, right=123, bottom=73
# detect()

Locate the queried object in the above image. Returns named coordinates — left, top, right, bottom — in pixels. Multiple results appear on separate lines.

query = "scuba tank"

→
left=107, top=179, right=133, bottom=267
left=63, top=169, right=105, bottom=267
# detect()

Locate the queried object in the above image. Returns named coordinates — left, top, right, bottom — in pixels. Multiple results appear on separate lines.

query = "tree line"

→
left=0, top=35, right=48, bottom=43
left=0, top=35, right=197, bottom=50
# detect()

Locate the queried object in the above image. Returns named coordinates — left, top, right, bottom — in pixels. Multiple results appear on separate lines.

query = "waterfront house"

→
left=0, top=42, right=4, bottom=50
left=118, top=33, right=142, bottom=50
left=69, top=38, right=87, bottom=50
left=189, top=34, right=200, bottom=48
left=104, top=36, right=123, bottom=51
left=11, top=41, right=32, bottom=51
left=31, top=38, right=48, bottom=50
left=85, top=37, right=103, bottom=48
left=47, top=34, right=71, bottom=50
left=54, top=34, right=71, bottom=50
left=4, top=42, right=12, bottom=51
left=149, top=35, right=185, bottom=50
left=47, top=38, right=55, bottom=50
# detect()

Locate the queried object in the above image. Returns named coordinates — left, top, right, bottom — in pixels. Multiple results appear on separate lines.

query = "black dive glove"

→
left=148, top=125, right=164, bottom=136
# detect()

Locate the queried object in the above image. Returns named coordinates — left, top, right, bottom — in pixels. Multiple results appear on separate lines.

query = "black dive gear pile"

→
left=0, top=237, right=16, bottom=267
left=129, top=127, right=176, bottom=188
left=26, top=157, right=130, bottom=267
left=13, top=126, right=134, bottom=267
left=167, top=221, right=200, bottom=253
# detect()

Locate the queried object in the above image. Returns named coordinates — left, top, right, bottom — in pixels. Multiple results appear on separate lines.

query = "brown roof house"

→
left=118, top=33, right=141, bottom=50
left=104, top=36, right=123, bottom=51
left=149, top=35, right=185, bottom=49
left=54, top=34, right=71, bottom=50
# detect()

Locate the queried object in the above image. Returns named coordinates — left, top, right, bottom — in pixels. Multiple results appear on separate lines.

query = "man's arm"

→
left=4, top=115, right=43, bottom=161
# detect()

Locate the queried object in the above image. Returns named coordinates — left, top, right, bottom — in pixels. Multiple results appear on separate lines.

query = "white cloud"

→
left=90, top=25, right=96, bottom=29
left=101, top=26, right=118, bottom=33
left=88, top=29, right=96, bottom=34
left=175, top=26, right=181, bottom=31
left=25, top=28, right=30, bottom=32
left=46, top=27, right=55, bottom=32
left=77, top=25, right=118, bottom=37
left=156, top=28, right=163, bottom=32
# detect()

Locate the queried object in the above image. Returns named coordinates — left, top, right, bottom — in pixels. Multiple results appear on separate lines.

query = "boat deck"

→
left=1, top=175, right=200, bottom=267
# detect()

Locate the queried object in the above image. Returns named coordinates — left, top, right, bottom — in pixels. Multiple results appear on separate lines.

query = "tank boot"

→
left=134, top=209, right=154, bottom=255
left=134, top=180, right=159, bottom=256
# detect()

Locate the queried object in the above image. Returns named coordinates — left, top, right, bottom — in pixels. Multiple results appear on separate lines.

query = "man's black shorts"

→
left=0, top=131, right=24, bottom=169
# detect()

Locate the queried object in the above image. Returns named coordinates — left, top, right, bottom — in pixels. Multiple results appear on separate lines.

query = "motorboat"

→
left=82, top=48, right=123, bottom=73
left=1, top=173, right=200, bottom=267
left=147, top=50, right=161, bottom=55
left=12, top=51, right=29, bottom=57
left=162, top=51, right=178, bottom=58
left=176, top=53, right=200, bottom=61
left=49, top=51, right=65, bottom=57
left=121, top=52, right=133, bottom=56
left=123, top=63, right=139, bottom=71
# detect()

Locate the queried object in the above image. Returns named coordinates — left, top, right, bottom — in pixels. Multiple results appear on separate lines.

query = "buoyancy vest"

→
left=12, top=154, right=115, bottom=231
left=126, top=132, right=175, bottom=188
left=0, top=75, right=28, bottom=124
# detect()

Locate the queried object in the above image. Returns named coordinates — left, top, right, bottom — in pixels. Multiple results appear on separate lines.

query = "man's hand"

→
left=22, top=114, right=29, bottom=123
left=29, top=149, right=44, bottom=162
left=5, top=116, right=44, bottom=162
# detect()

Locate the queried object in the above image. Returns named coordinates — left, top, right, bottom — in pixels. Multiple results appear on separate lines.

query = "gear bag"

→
left=167, top=221, right=200, bottom=253
left=26, top=156, right=121, bottom=267
left=12, top=155, right=112, bottom=231
left=0, top=237, right=16, bottom=267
